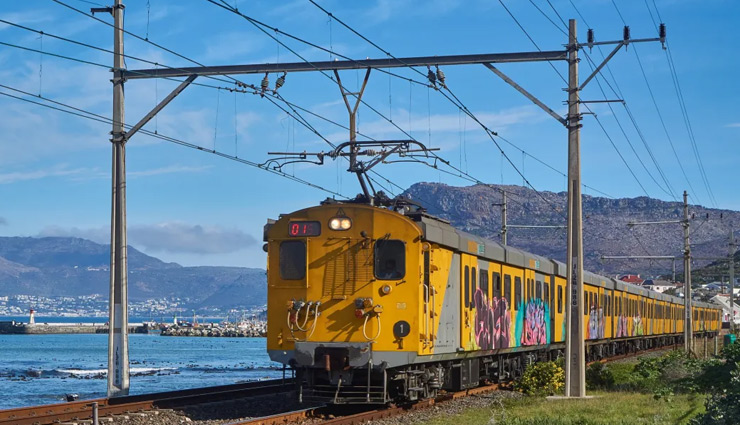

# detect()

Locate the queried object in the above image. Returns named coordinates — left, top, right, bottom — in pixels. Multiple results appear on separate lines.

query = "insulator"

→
left=261, top=73, right=269, bottom=92
left=623, top=25, right=630, bottom=41
left=275, top=72, right=286, bottom=91
left=587, top=29, right=594, bottom=45
left=427, top=66, right=436, bottom=85
left=659, top=23, right=666, bottom=40
left=435, top=65, right=446, bottom=87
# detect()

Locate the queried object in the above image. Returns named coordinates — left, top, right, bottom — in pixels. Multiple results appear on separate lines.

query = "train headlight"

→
left=329, top=217, right=352, bottom=231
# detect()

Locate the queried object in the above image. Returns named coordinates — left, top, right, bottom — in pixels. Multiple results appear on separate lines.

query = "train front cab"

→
left=265, top=203, right=427, bottom=403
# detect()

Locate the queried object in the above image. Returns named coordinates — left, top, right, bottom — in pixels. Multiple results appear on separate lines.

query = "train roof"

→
left=413, top=212, right=719, bottom=310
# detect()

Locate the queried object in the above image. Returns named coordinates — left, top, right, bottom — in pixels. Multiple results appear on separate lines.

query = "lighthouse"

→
left=29, top=308, right=35, bottom=325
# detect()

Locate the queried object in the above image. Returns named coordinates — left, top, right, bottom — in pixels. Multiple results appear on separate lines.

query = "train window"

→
left=464, top=266, right=470, bottom=308
left=493, top=272, right=502, bottom=299
left=584, top=292, right=589, bottom=315
left=480, top=269, right=489, bottom=297
left=279, top=240, right=306, bottom=280
left=536, top=280, right=542, bottom=300
left=515, top=277, right=522, bottom=309
left=543, top=281, right=549, bottom=306
left=606, top=295, right=610, bottom=316
left=374, top=239, right=405, bottom=280
left=557, top=285, right=563, bottom=313
left=504, top=275, right=512, bottom=306
left=472, top=267, right=478, bottom=303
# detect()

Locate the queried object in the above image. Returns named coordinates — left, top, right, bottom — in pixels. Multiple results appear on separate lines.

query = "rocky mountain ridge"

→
left=403, top=182, right=738, bottom=280
left=0, top=236, right=265, bottom=308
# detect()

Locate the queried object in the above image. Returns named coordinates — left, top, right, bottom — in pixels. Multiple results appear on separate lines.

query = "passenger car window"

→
left=374, top=239, right=405, bottom=280
left=279, top=240, right=306, bottom=280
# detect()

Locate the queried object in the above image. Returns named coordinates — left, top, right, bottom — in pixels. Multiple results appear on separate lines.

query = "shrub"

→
left=585, top=362, right=615, bottom=390
left=514, top=361, right=564, bottom=396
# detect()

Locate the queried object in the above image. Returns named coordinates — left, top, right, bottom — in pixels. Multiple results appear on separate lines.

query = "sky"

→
left=0, top=0, right=737, bottom=268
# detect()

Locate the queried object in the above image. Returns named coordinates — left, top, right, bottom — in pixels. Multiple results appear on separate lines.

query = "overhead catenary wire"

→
left=304, top=0, right=585, bottom=219
left=609, top=0, right=715, bottom=207
left=0, top=84, right=345, bottom=197
left=643, top=0, right=718, bottom=207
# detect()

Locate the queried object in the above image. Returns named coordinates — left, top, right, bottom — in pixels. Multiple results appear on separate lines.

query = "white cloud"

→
left=0, top=165, right=92, bottom=184
left=0, top=217, right=7, bottom=226
left=725, top=123, right=740, bottom=128
left=128, top=165, right=211, bottom=178
left=39, top=222, right=257, bottom=254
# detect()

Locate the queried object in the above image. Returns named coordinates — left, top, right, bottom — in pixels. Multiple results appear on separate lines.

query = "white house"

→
left=711, top=294, right=740, bottom=326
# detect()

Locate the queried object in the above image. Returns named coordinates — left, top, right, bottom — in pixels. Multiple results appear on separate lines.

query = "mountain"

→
left=403, top=182, right=739, bottom=280
left=0, top=236, right=265, bottom=308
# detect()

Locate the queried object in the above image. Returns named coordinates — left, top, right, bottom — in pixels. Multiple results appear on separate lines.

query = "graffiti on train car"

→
left=588, top=306, right=604, bottom=339
left=516, top=299, right=550, bottom=346
left=633, top=314, right=644, bottom=336
left=473, top=289, right=511, bottom=350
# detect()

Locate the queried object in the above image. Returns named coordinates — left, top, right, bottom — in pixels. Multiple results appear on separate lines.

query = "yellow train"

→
left=264, top=200, right=721, bottom=403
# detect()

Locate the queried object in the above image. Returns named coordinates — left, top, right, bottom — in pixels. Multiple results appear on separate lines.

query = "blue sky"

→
left=0, top=0, right=737, bottom=268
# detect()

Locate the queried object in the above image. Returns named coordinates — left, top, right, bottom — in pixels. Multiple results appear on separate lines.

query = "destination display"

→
left=288, top=221, right=321, bottom=237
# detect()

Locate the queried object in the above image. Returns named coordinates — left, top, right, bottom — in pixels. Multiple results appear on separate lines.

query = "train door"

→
left=460, top=253, right=477, bottom=351
left=553, top=276, right=565, bottom=342
left=603, top=290, right=612, bottom=339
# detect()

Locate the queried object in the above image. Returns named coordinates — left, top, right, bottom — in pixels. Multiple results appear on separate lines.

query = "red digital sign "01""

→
left=288, top=221, right=321, bottom=237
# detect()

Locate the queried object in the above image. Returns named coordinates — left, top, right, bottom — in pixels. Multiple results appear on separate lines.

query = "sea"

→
left=0, top=316, right=283, bottom=410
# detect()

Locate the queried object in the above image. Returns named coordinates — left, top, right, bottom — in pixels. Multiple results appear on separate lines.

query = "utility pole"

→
left=682, top=191, right=693, bottom=353
left=564, top=19, right=586, bottom=398
left=730, top=227, right=736, bottom=333
left=107, top=0, right=129, bottom=397
left=492, top=191, right=565, bottom=247
left=492, top=191, right=508, bottom=245
left=617, top=192, right=693, bottom=354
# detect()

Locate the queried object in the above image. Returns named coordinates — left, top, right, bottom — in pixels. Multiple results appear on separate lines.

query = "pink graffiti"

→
left=521, top=300, right=547, bottom=346
left=473, top=289, right=510, bottom=350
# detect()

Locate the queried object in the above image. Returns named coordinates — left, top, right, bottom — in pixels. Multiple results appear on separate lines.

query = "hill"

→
left=403, top=182, right=738, bottom=280
left=0, top=236, right=265, bottom=308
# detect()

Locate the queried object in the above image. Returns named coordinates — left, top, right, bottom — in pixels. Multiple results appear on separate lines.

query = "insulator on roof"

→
left=435, top=65, right=446, bottom=88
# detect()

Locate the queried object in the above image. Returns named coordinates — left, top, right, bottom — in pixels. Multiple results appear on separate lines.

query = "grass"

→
left=423, top=391, right=706, bottom=425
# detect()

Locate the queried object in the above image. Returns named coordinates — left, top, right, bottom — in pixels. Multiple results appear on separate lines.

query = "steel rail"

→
left=0, top=378, right=294, bottom=425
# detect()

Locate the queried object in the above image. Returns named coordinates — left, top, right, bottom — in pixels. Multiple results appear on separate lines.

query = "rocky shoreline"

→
left=160, top=322, right=266, bottom=337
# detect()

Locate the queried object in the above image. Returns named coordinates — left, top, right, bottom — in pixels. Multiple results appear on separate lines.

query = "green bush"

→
left=585, top=362, right=615, bottom=390
left=513, top=361, right=564, bottom=396
left=691, top=343, right=740, bottom=424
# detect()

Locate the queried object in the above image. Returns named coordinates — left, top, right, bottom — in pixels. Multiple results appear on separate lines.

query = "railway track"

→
left=0, top=378, right=295, bottom=425
left=0, top=344, right=689, bottom=425
left=226, top=383, right=501, bottom=425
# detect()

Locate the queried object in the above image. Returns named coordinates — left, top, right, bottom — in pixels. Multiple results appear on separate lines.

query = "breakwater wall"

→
left=0, top=321, right=150, bottom=334
left=161, top=322, right=266, bottom=337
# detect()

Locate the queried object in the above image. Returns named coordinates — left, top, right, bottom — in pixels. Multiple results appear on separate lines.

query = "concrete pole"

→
left=107, top=0, right=129, bottom=397
left=730, top=228, right=735, bottom=333
left=501, top=191, right=508, bottom=246
left=683, top=191, right=692, bottom=354
left=564, top=19, right=586, bottom=398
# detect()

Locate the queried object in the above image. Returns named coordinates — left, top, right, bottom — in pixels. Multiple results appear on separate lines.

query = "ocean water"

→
left=0, top=331, right=284, bottom=410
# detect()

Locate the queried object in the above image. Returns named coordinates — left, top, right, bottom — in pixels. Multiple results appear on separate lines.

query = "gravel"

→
left=104, top=390, right=524, bottom=425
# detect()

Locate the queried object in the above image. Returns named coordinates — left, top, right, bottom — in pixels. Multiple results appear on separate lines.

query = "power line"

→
left=609, top=0, right=715, bottom=207
left=644, top=0, right=718, bottom=207
left=0, top=84, right=345, bottom=197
